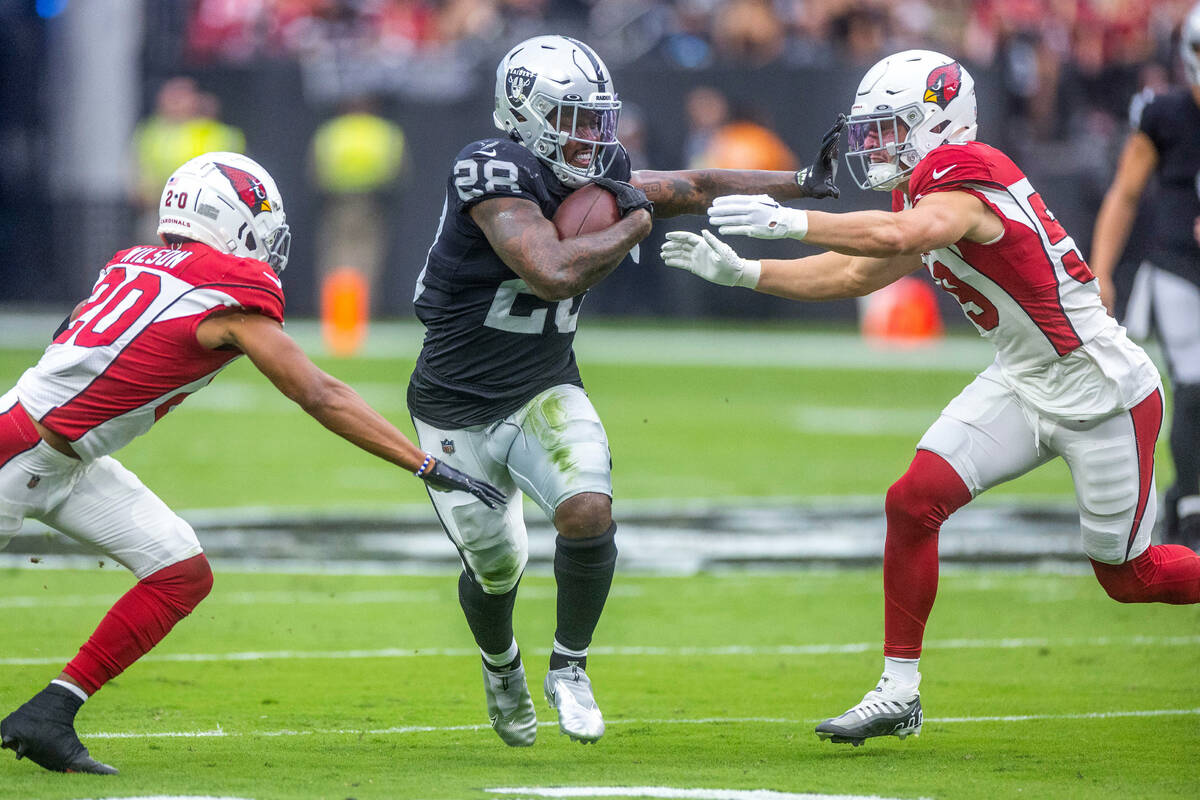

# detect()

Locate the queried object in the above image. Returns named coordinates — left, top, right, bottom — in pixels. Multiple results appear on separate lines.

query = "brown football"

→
left=552, top=183, right=621, bottom=239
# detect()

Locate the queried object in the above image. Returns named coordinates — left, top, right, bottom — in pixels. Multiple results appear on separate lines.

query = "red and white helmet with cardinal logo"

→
left=156, top=151, right=291, bottom=273
left=845, top=50, right=978, bottom=191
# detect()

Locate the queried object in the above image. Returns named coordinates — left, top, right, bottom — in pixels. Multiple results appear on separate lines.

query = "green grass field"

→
left=0, top=321, right=1195, bottom=799
left=1, top=569, right=1197, bottom=799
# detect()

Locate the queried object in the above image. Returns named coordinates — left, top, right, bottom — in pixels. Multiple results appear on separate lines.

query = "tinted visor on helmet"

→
left=845, top=110, right=915, bottom=191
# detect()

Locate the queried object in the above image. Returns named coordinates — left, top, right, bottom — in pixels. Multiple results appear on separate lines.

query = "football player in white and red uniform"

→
left=661, top=50, right=1200, bottom=746
left=0, top=152, right=502, bottom=775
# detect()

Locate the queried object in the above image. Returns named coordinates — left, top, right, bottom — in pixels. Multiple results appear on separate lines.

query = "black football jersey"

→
left=408, top=136, right=631, bottom=427
left=1137, top=88, right=1200, bottom=284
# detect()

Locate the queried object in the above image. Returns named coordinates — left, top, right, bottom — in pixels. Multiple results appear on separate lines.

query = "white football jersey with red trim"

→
left=896, top=141, right=1159, bottom=419
left=16, top=243, right=285, bottom=460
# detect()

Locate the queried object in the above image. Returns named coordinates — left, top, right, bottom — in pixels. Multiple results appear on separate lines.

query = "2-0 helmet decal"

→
left=924, top=62, right=962, bottom=110
left=214, top=162, right=273, bottom=216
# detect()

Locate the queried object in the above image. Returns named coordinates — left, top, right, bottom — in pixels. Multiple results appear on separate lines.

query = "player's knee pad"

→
left=142, top=553, right=213, bottom=617
left=462, top=539, right=527, bottom=595
left=885, top=450, right=971, bottom=533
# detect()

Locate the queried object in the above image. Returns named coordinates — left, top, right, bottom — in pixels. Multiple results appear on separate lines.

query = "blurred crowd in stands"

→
left=177, top=1, right=1196, bottom=143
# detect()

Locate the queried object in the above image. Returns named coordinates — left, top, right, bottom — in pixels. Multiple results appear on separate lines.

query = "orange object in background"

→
left=321, top=267, right=369, bottom=357
left=861, top=276, right=943, bottom=345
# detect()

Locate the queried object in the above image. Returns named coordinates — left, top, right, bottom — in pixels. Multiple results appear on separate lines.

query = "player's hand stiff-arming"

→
left=660, top=230, right=760, bottom=288
left=591, top=176, right=654, bottom=217
left=796, top=114, right=846, bottom=200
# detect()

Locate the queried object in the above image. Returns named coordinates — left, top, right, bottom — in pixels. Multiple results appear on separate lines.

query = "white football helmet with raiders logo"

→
left=1182, top=2, right=1200, bottom=86
left=156, top=151, right=291, bottom=274
left=845, top=50, right=978, bottom=191
left=493, top=35, right=622, bottom=188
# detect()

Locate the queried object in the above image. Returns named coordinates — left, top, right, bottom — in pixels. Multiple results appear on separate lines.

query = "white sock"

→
left=51, top=679, right=89, bottom=702
left=552, top=639, right=588, bottom=660
left=883, top=656, right=920, bottom=686
left=482, top=639, right=519, bottom=669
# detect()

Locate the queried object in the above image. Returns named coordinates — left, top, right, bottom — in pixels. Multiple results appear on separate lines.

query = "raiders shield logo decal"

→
left=506, top=66, right=536, bottom=107
left=441, top=439, right=455, bottom=455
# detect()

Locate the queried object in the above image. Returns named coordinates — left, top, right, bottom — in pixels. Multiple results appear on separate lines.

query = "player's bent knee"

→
left=1090, top=557, right=1146, bottom=603
left=145, top=553, right=214, bottom=616
left=464, top=542, right=527, bottom=595
left=554, top=492, right=612, bottom=540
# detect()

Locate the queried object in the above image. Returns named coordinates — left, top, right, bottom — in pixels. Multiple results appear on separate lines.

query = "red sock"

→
left=63, top=554, right=213, bottom=694
left=1091, top=545, right=1200, bottom=604
left=883, top=450, right=972, bottom=659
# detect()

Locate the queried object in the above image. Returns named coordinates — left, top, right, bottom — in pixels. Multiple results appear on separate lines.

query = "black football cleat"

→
left=1, top=684, right=117, bottom=774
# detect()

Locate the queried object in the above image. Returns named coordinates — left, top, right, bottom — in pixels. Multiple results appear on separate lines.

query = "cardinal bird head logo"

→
left=214, top=162, right=273, bottom=216
left=924, top=62, right=962, bottom=110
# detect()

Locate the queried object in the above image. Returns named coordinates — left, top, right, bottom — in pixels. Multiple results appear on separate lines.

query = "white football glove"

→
left=660, top=230, right=761, bottom=289
left=708, top=194, right=809, bottom=240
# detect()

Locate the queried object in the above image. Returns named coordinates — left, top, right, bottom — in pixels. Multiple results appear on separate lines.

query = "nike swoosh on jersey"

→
left=931, top=165, right=957, bottom=180
left=474, top=148, right=498, bottom=158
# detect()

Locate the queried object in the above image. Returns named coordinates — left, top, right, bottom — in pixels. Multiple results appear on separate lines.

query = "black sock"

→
left=457, top=570, right=520, bottom=657
left=551, top=522, right=617, bottom=669
left=1169, top=383, right=1200, bottom=499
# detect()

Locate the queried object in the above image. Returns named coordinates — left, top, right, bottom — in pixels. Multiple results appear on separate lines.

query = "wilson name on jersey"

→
left=408, top=136, right=631, bottom=428
left=17, top=243, right=285, bottom=460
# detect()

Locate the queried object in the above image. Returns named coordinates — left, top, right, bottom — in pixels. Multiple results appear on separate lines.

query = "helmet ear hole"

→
left=929, top=120, right=950, bottom=134
left=245, top=231, right=257, bottom=251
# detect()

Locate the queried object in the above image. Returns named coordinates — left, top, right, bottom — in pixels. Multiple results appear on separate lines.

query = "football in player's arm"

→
left=406, top=34, right=843, bottom=749
left=662, top=49, right=1200, bottom=748
left=0, top=152, right=503, bottom=777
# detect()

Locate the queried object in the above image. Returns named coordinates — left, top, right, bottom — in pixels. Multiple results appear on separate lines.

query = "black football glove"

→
left=591, top=175, right=654, bottom=218
left=797, top=113, right=845, bottom=200
left=420, top=459, right=506, bottom=509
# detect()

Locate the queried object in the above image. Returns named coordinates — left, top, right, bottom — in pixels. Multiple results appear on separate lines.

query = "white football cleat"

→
left=544, top=665, right=605, bottom=743
left=481, top=660, right=537, bottom=747
left=815, top=673, right=923, bottom=746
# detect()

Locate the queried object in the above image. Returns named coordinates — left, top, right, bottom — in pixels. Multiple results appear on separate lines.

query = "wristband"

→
left=737, top=260, right=763, bottom=289
left=415, top=453, right=432, bottom=477
left=786, top=208, right=809, bottom=241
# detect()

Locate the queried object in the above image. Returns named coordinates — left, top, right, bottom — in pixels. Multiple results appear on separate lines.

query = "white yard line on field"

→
left=3, top=634, right=1196, bottom=667
left=79, top=708, right=1200, bottom=741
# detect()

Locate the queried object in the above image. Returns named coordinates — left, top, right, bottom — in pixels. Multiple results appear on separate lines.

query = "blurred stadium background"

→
left=2, top=0, right=1194, bottom=322
left=2, top=6, right=1199, bottom=797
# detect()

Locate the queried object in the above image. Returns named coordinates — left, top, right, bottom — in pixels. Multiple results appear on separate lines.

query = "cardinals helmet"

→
left=157, top=152, right=291, bottom=273
left=845, top=50, right=978, bottom=191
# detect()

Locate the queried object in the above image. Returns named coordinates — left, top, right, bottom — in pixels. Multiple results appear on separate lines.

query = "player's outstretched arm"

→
left=661, top=230, right=922, bottom=300
left=633, top=115, right=845, bottom=217
left=713, top=190, right=993, bottom=257
left=195, top=312, right=505, bottom=508
left=471, top=195, right=651, bottom=301
left=1089, top=131, right=1158, bottom=313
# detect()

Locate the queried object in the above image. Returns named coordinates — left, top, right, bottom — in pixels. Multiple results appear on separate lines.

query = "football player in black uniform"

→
left=1091, top=3, right=1200, bottom=550
left=408, top=34, right=842, bottom=746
